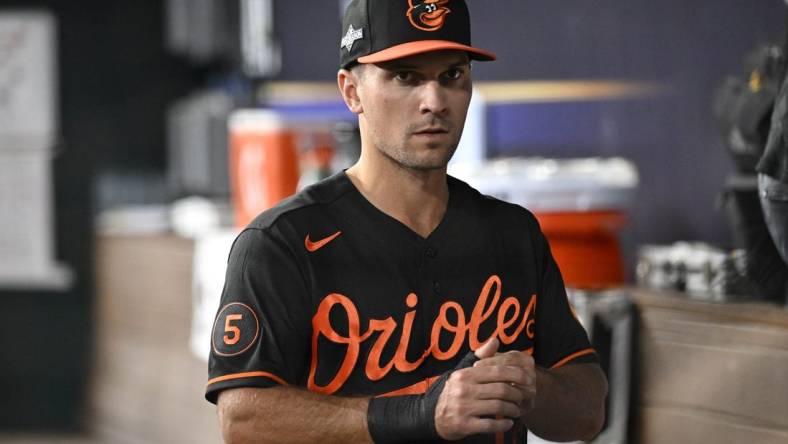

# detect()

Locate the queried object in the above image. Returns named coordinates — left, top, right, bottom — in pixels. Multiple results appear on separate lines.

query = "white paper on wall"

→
left=0, top=147, right=71, bottom=289
left=0, top=11, right=57, bottom=148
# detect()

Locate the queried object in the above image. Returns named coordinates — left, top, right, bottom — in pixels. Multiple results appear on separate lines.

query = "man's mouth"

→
left=414, top=127, right=449, bottom=135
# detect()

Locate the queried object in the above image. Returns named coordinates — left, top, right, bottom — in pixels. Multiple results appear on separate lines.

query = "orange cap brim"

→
left=357, top=40, right=496, bottom=64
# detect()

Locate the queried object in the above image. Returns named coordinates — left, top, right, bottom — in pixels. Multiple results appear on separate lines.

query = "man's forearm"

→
left=218, top=386, right=373, bottom=444
left=216, top=342, right=526, bottom=443
left=522, top=363, right=608, bottom=442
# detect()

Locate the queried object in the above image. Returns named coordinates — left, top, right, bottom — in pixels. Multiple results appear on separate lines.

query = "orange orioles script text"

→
left=308, top=275, right=537, bottom=394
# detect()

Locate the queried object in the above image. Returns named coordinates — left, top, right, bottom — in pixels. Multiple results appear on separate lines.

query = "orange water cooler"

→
left=535, top=210, right=628, bottom=289
left=228, top=110, right=334, bottom=229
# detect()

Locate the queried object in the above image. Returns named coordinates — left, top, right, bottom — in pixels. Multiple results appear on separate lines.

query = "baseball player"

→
left=206, top=1, right=608, bottom=442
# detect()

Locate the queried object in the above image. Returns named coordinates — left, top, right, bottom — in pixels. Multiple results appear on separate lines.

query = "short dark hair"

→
left=349, top=63, right=367, bottom=80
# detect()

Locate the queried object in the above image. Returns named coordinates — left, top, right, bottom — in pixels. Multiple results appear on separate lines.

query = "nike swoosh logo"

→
left=305, top=231, right=342, bottom=252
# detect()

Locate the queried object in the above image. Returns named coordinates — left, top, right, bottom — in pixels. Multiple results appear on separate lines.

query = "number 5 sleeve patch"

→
left=212, top=302, right=260, bottom=357
left=206, top=227, right=312, bottom=405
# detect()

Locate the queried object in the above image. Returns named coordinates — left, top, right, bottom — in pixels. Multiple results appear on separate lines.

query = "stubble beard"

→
left=374, top=124, right=462, bottom=172
left=378, top=142, right=457, bottom=172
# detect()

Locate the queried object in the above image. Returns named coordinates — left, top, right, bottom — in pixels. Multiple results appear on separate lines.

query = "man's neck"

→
left=345, top=157, right=449, bottom=239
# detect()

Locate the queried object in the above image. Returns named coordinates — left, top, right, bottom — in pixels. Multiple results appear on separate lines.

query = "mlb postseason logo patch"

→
left=341, top=25, right=363, bottom=52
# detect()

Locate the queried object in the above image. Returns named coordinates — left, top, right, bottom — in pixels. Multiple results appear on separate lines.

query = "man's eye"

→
left=395, top=72, right=414, bottom=82
left=445, top=68, right=464, bottom=80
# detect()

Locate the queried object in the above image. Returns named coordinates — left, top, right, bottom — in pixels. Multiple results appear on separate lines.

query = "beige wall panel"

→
left=631, top=289, right=788, bottom=442
left=635, top=405, right=788, bottom=444
left=637, top=337, right=788, bottom=429
left=93, top=235, right=222, bottom=444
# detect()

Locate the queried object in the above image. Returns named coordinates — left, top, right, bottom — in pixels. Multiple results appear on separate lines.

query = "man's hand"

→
left=473, top=344, right=537, bottom=414
left=434, top=338, right=534, bottom=440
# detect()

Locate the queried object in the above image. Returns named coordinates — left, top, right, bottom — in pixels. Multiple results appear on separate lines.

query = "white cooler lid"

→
left=449, top=157, right=639, bottom=212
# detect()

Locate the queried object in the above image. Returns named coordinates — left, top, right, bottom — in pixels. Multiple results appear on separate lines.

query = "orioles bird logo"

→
left=407, top=0, right=451, bottom=32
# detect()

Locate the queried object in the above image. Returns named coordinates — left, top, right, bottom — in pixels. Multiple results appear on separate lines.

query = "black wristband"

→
left=366, top=351, right=480, bottom=443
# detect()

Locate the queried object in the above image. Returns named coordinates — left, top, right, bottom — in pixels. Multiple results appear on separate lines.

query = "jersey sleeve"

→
left=205, top=227, right=311, bottom=404
left=528, top=216, right=599, bottom=369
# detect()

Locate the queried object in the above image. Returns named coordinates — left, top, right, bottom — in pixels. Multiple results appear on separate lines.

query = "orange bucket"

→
left=534, top=210, right=627, bottom=289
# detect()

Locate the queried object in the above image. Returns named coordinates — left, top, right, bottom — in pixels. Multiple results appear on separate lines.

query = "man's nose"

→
left=418, top=81, right=448, bottom=115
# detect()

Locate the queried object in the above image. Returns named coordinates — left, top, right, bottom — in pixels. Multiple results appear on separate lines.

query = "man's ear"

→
left=338, top=68, right=363, bottom=114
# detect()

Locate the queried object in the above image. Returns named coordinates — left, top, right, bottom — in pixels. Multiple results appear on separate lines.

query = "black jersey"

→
left=206, top=172, right=597, bottom=443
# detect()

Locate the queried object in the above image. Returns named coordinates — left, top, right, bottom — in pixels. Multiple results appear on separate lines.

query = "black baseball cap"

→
left=339, top=0, right=496, bottom=69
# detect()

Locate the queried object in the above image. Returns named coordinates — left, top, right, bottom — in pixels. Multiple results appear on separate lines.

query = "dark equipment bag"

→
left=713, top=45, right=787, bottom=173
left=721, top=175, right=787, bottom=303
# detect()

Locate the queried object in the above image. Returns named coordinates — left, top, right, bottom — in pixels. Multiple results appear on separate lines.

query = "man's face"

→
left=354, top=50, right=472, bottom=171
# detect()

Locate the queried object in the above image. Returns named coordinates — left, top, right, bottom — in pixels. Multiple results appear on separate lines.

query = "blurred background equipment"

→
left=715, top=42, right=788, bottom=304
left=713, top=45, right=785, bottom=173
left=721, top=174, right=788, bottom=302
left=167, top=89, right=234, bottom=198
left=567, top=290, right=633, bottom=444
left=165, top=0, right=239, bottom=65
left=239, top=0, right=280, bottom=78
left=758, top=38, right=788, bottom=271
left=637, top=242, right=752, bottom=300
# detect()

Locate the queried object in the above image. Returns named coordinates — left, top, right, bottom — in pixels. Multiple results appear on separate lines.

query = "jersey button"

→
left=425, top=247, right=437, bottom=258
